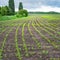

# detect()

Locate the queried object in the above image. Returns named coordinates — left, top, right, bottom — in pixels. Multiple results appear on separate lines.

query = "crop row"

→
left=0, top=29, right=7, bottom=35
left=35, top=20, right=60, bottom=41
left=0, top=24, right=18, bottom=35
left=35, top=20, right=60, bottom=45
left=36, top=19, right=60, bottom=37
left=15, top=24, right=22, bottom=60
left=39, top=17, right=58, bottom=28
left=32, top=23, right=58, bottom=49
left=40, top=19, right=60, bottom=35
left=22, top=23, right=29, bottom=57
left=28, top=23, right=41, bottom=49
left=0, top=28, right=13, bottom=60
left=35, top=16, right=59, bottom=31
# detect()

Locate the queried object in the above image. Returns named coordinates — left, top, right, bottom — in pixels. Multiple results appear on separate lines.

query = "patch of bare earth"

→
left=2, top=26, right=18, bottom=60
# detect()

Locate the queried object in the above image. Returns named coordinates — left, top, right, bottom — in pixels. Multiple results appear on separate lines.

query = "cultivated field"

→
left=0, top=14, right=60, bottom=60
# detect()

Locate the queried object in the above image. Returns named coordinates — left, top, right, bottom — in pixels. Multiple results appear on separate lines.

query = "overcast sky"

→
left=0, top=0, right=60, bottom=12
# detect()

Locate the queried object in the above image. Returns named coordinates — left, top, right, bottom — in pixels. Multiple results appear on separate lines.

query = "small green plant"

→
left=22, top=23, right=29, bottom=57
left=42, top=50, right=48, bottom=55
left=15, top=24, right=22, bottom=60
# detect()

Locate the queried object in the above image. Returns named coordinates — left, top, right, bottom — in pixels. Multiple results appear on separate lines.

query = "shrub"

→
left=16, top=9, right=28, bottom=17
left=16, top=13, right=22, bottom=17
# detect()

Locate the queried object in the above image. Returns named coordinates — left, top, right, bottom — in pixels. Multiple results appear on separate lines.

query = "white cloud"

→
left=27, top=5, right=60, bottom=12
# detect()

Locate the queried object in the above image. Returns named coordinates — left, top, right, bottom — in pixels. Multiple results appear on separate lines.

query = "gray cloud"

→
left=0, top=0, right=60, bottom=11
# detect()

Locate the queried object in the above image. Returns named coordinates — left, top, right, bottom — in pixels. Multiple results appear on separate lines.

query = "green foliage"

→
left=42, top=50, right=48, bottom=55
left=0, top=15, right=17, bottom=21
left=1, top=6, right=6, bottom=16
left=16, top=13, right=22, bottom=18
left=40, top=14, right=60, bottom=21
left=0, top=6, right=12, bottom=16
left=16, top=9, right=28, bottom=17
left=22, top=9, right=28, bottom=17
left=19, top=2, right=23, bottom=10
left=4, top=6, right=12, bottom=15
left=29, top=12, right=60, bottom=14
left=9, top=0, right=15, bottom=15
left=0, top=7, right=1, bottom=15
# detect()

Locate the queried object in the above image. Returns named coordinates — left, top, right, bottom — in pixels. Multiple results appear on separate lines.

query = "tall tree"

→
left=0, top=7, right=1, bottom=14
left=9, top=0, right=15, bottom=15
left=19, top=2, right=23, bottom=10
left=4, top=6, right=12, bottom=15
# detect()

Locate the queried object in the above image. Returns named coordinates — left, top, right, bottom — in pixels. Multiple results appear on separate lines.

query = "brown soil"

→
left=0, top=18, right=60, bottom=60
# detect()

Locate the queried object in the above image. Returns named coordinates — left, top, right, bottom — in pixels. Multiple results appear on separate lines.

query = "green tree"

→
left=4, top=6, right=12, bottom=15
left=16, top=9, right=28, bottom=17
left=19, top=2, right=23, bottom=10
left=0, top=7, right=1, bottom=14
left=1, top=6, right=12, bottom=16
left=1, top=7, right=6, bottom=16
left=23, top=9, right=28, bottom=17
left=9, top=0, right=15, bottom=15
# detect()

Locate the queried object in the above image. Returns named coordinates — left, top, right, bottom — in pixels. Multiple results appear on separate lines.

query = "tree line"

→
left=0, top=0, right=28, bottom=17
